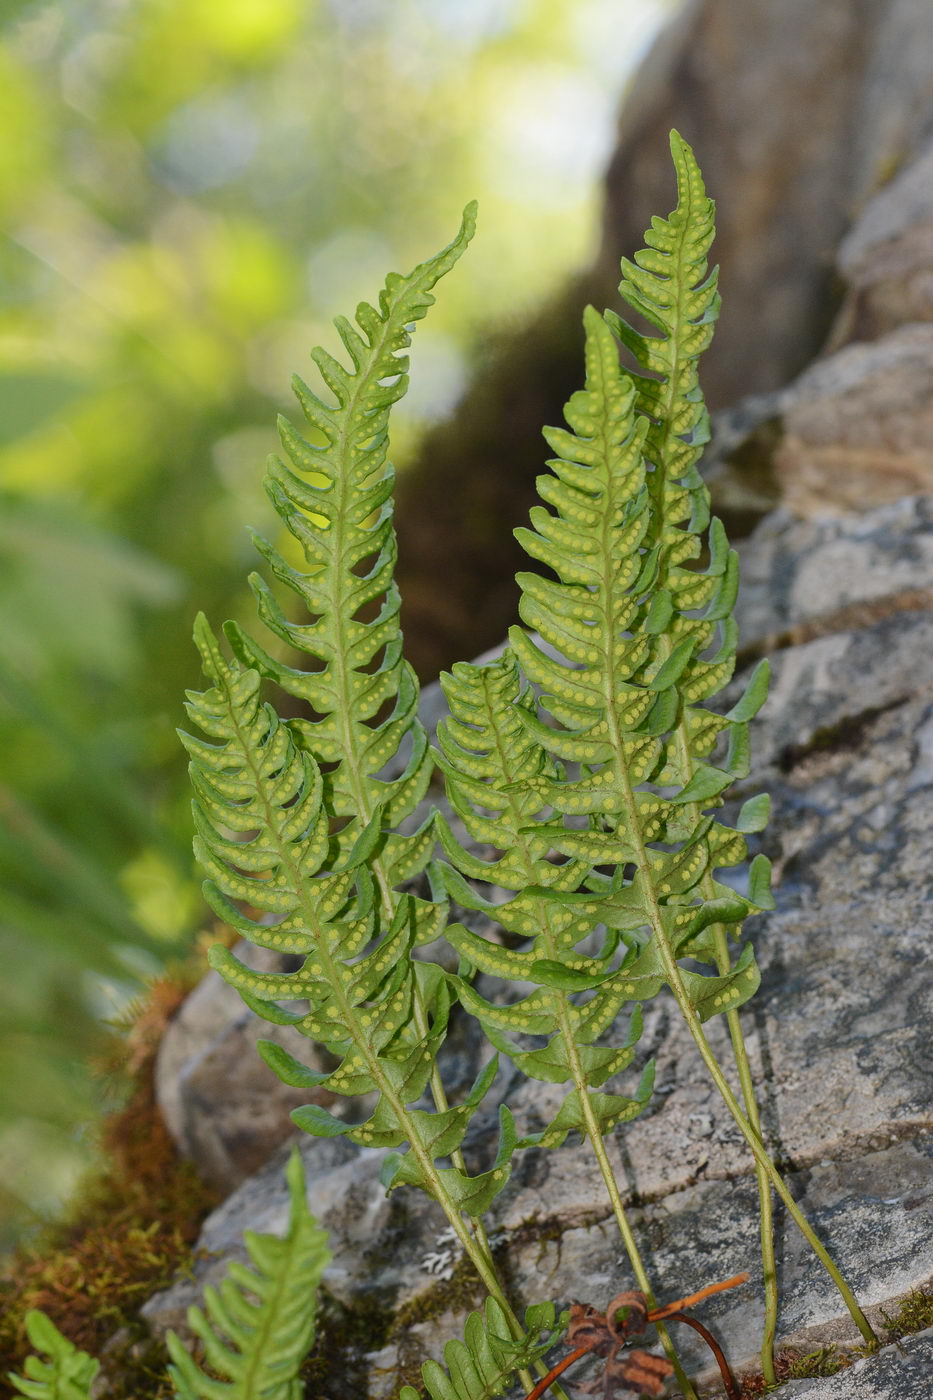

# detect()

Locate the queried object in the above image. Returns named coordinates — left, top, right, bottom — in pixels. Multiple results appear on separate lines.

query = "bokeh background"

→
left=0, top=0, right=675, bottom=1245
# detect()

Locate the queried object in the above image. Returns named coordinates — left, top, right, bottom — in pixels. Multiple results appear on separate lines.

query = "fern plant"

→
left=166, top=1148, right=329, bottom=1399
left=398, top=1300, right=566, bottom=1400
left=177, top=134, right=881, bottom=1400
left=8, top=1311, right=99, bottom=1400
left=10, top=1152, right=328, bottom=1400
left=180, top=209, right=555, bottom=1393
left=495, top=133, right=875, bottom=1365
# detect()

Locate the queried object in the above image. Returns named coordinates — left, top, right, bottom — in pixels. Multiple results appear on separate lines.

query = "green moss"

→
left=881, top=1287, right=933, bottom=1341
left=779, top=1346, right=847, bottom=1380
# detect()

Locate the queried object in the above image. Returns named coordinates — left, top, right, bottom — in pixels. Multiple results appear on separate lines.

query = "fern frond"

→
left=398, top=1299, right=566, bottom=1400
left=8, top=1312, right=99, bottom=1400
left=181, top=615, right=514, bottom=1218
left=225, top=205, right=476, bottom=905
left=507, top=301, right=770, bottom=1027
left=166, top=1149, right=328, bottom=1400
left=436, top=649, right=653, bottom=1146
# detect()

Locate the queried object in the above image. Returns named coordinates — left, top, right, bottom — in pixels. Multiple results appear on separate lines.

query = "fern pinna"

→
left=8, top=1312, right=99, bottom=1400
left=166, top=1149, right=329, bottom=1400
left=399, top=1299, right=567, bottom=1400
left=181, top=212, right=540, bottom=1370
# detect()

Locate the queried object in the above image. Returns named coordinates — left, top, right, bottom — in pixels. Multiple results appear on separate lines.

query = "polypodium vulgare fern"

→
left=398, top=1300, right=567, bottom=1400
left=178, top=134, right=879, bottom=1400
left=500, top=134, right=875, bottom=1360
left=181, top=212, right=549, bottom=1389
left=8, top=1312, right=99, bottom=1400
left=166, top=1149, right=329, bottom=1400
left=606, top=129, right=779, bottom=1380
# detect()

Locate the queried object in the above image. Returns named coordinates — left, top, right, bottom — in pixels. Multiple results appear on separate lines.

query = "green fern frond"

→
left=398, top=1299, right=566, bottom=1400
left=224, top=205, right=476, bottom=906
left=181, top=612, right=515, bottom=1220
left=506, top=298, right=770, bottom=1026
left=165, top=1149, right=328, bottom=1400
left=435, top=648, right=653, bottom=1146
left=8, top=1312, right=99, bottom=1400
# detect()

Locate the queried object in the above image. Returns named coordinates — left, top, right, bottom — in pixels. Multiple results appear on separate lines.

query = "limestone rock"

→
left=770, top=326, right=933, bottom=515
left=832, top=141, right=933, bottom=347
left=735, top=496, right=933, bottom=646
left=155, top=941, right=355, bottom=1194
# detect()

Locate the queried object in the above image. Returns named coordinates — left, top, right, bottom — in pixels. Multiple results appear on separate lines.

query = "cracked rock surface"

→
left=146, top=496, right=933, bottom=1396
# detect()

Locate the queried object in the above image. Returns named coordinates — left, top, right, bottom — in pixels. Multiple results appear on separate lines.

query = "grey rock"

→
left=155, top=941, right=361, bottom=1193
left=768, top=327, right=933, bottom=515
left=832, top=142, right=933, bottom=347
left=780, top=1328, right=933, bottom=1398
left=735, top=497, right=933, bottom=646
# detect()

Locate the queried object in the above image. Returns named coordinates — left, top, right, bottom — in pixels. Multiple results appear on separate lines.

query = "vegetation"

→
left=175, top=134, right=876, bottom=1398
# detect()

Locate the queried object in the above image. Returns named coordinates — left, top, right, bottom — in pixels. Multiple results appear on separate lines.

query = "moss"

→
left=0, top=962, right=219, bottom=1400
left=881, top=1287, right=933, bottom=1341
left=739, top=1291, right=933, bottom=1397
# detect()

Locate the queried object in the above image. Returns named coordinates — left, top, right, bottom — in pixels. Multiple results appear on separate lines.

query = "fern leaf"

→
left=166, top=1149, right=328, bottom=1400
left=435, top=647, right=651, bottom=1145
left=398, top=1299, right=566, bottom=1400
left=225, top=205, right=476, bottom=898
left=8, top=1312, right=99, bottom=1400
left=182, top=612, right=514, bottom=1223
left=507, top=297, right=767, bottom=1025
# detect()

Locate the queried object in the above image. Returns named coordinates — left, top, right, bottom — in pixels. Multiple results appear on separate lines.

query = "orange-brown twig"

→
left=523, top=1345, right=591, bottom=1400
left=522, top=1273, right=750, bottom=1400
left=647, top=1272, right=750, bottom=1324
left=658, top=1313, right=741, bottom=1400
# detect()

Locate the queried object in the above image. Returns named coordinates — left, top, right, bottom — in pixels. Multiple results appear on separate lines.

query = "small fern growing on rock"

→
left=8, top=1311, right=99, bottom=1400
left=166, top=1149, right=329, bottom=1400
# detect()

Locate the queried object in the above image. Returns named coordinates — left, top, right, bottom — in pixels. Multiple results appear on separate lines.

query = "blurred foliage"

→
left=0, top=0, right=669, bottom=1243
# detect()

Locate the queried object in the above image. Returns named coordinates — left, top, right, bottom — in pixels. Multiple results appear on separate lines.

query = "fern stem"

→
left=666, top=649, right=778, bottom=1383
left=609, top=746, right=877, bottom=1347
left=575, top=1093, right=698, bottom=1400
left=714, top=927, right=778, bottom=1385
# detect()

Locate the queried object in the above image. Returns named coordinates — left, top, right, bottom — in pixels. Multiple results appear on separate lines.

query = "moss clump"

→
left=739, top=1289, right=933, bottom=1396
left=0, top=965, right=218, bottom=1400
left=881, top=1287, right=933, bottom=1341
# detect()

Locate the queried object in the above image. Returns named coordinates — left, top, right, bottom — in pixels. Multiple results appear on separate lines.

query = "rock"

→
left=155, top=941, right=357, bottom=1194
left=146, top=490, right=933, bottom=1395
left=769, top=326, right=933, bottom=515
left=735, top=496, right=933, bottom=647
left=831, top=142, right=933, bottom=347
left=779, top=1328, right=933, bottom=1398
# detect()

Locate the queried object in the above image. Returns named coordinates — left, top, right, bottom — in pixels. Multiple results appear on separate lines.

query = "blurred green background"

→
left=0, top=0, right=669, bottom=1244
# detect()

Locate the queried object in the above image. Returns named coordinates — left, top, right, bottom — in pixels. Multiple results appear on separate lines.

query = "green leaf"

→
left=8, top=1312, right=99, bottom=1400
left=166, top=1149, right=329, bottom=1400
